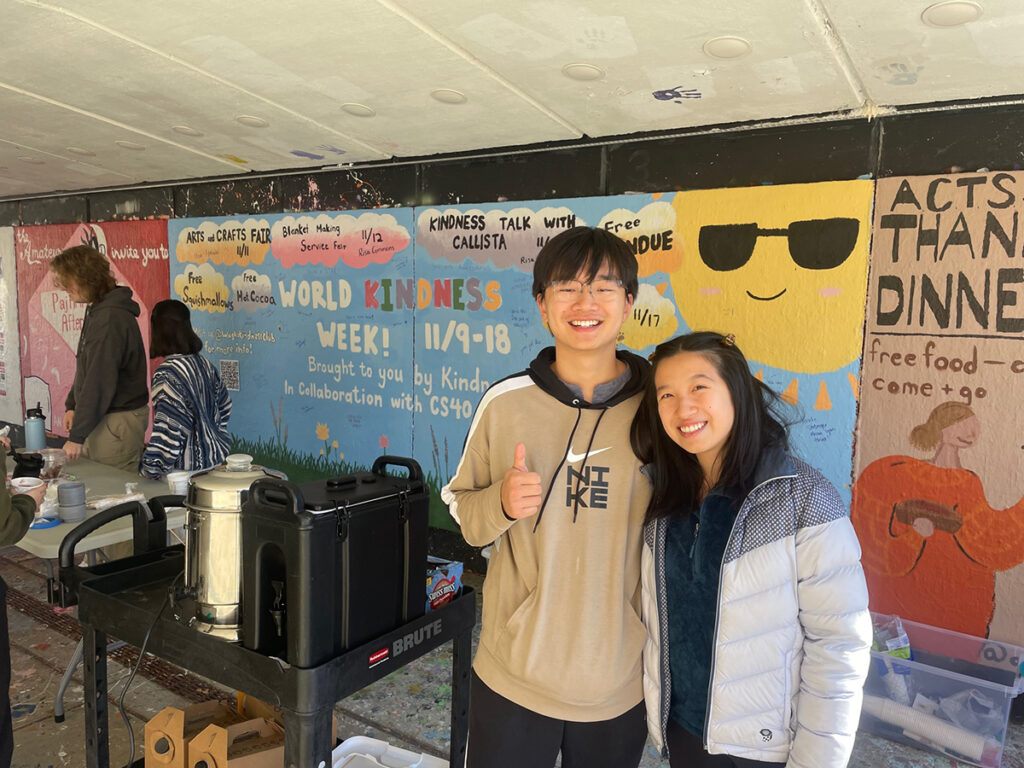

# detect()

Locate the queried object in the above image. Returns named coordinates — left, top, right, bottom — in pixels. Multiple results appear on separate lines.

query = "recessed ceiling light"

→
left=341, top=102, right=376, bottom=118
left=703, top=36, right=753, bottom=59
left=115, top=140, right=147, bottom=150
left=18, top=156, right=45, bottom=164
left=235, top=115, right=269, bottom=128
left=921, top=0, right=982, bottom=26
left=562, top=63, right=605, bottom=81
left=431, top=88, right=468, bottom=105
left=173, top=125, right=204, bottom=136
left=65, top=146, right=96, bottom=156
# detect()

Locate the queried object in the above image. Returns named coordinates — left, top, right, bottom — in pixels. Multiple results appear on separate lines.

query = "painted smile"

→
left=746, top=288, right=787, bottom=301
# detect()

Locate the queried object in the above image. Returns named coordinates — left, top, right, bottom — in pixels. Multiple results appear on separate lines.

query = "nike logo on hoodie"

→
left=566, top=446, right=611, bottom=464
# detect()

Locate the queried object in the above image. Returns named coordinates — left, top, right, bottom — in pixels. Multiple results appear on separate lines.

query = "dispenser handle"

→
left=371, top=455, right=423, bottom=483
left=248, top=478, right=305, bottom=517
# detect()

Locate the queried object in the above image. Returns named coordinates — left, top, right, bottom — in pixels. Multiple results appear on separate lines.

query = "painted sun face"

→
left=671, top=181, right=873, bottom=373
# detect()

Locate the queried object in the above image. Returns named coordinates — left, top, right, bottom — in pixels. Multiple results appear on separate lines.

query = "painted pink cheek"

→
left=818, top=287, right=843, bottom=297
left=699, top=286, right=722, bottom=296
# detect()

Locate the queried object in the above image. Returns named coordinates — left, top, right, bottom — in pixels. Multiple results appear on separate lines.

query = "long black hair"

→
left=629, top=331, right=793, bottom=520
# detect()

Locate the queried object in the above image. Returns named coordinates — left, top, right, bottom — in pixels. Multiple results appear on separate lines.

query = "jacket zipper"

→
left=690, top=519, right=700, bottom=574
left=655, top=520, right=671, bottom=759
left=701, top=471, right=796, bottom=751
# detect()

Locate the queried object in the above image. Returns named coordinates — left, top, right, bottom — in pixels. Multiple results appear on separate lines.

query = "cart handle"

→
left=58, top=495, right=175, bottom=570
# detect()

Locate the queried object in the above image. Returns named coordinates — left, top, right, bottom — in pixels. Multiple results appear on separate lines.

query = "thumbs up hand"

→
left=500, top=442, right=543, bottom=520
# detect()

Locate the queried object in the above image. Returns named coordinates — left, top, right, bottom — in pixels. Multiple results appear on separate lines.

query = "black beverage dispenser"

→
left=241, top=456, right=428, bottom=668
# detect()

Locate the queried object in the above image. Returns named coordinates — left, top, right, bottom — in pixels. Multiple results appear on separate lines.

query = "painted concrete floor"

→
left=2, top=545, right=1022, bottom=768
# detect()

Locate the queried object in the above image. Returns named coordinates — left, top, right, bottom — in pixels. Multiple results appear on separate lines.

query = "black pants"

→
left=466, top=671, right=647, bottom=768
left=0, top=577, right=12, bottom=768
left=666, top=718, right=787, bottom=768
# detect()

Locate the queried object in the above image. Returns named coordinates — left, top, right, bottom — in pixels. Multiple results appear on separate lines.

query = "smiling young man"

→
left=442, top=226, right=652, bottom=768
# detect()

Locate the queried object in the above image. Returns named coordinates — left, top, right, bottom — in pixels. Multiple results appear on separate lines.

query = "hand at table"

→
left=63, top=440, right=83, bottom=461
left=18, top=483, right=47, bottom=508
left=63, top=410, right=75, bottom=432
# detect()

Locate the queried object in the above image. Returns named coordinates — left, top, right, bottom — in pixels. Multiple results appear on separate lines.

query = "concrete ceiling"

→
left=1, top=0, right=1021, bottom=200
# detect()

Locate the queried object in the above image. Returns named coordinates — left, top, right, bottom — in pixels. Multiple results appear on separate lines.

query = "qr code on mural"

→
left=220, top=360, right=240, bottom=392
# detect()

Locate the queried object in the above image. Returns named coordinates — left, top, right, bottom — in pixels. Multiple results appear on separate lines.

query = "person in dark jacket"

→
left=0, top=436, right=45, bottom=767
left=139, top=299, right=232, bottom=478
left=50, top=245, right=149, bottom=471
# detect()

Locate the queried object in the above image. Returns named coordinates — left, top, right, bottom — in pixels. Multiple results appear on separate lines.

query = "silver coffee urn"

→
left=183, top=453, right=279, bottom=641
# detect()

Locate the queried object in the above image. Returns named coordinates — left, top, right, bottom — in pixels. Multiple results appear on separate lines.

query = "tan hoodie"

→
left=441, top=347, right=651, bottom=722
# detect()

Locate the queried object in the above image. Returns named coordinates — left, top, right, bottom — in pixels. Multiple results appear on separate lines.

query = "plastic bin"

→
left=332, top=735, right=448, bottom=768
left=860, top=612, right=1024, bottom=768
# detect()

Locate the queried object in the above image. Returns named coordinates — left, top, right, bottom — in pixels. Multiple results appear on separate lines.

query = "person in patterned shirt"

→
left=139, top=300, right=232, bottom=479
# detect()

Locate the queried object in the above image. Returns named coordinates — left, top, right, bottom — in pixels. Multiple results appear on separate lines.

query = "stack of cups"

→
left=57, top=480, right=87, bottom=523
left=166, top=471, right=191, bottom=497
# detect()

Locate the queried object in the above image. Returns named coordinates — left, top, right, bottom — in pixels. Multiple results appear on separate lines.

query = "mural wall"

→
left=16, top=173, right=1024, bottom=643
left=165, top=182, right=872, bottom=528
left=852, top=171, right=1024, bottom=645
left=10, top=172, right=1018, bottom=644
left=14, top=221, right=170, bottom=438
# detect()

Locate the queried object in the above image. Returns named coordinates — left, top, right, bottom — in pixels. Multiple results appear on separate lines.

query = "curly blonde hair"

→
left=909, top=401, right=975, bottom=451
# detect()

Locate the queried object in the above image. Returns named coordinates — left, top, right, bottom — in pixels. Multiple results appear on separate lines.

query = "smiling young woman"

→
left=631, top=331, right=871, bottom=768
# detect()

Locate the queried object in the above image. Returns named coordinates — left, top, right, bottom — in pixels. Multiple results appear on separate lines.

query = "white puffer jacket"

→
left=641, top=451, right=872, bottom=767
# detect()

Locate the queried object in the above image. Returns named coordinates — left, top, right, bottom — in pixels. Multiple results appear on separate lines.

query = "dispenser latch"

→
left=397, top=490, right=409, bottom=523
left=335, top=501, right=350, bottom=541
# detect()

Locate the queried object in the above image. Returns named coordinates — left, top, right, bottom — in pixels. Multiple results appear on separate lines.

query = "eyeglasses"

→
left=698, top=217, right=860, bottom=271
left=547, top=279, right=624, bottom=302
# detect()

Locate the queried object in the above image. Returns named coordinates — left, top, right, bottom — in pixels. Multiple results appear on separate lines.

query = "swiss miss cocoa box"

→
left=426, top=556, right=463, bottom=612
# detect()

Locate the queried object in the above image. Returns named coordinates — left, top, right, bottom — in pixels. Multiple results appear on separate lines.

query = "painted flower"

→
left=332, top=440, right=338, bottom=448
left=379, top=434, right=389, bottom=450
left=315, top=422, right=329, bottom=441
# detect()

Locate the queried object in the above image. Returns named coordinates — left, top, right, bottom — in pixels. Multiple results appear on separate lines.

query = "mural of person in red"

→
left=851, top=401, right=1024, bottom=637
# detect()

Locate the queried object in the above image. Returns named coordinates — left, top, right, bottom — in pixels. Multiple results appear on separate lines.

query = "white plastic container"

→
left=861, top=612, right=1024, bottom=768
left=332, top=735, right=448, bottom=768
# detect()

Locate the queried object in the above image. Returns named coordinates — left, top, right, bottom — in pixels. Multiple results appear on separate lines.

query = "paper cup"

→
left=11, top=477, right=44, bottom=494
left=166, top=471, right=191, bottom=496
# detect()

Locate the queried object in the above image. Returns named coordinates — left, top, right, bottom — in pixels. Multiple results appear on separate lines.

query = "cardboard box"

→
left=188, top=717, right=284, bottom=768
left=861, top=612, right=1024, bottom=768
left=425, top=556, right=463, bottom=613
left=145, top=700, right=245, bottom=768
left=235, top=691, right=338, bottom=743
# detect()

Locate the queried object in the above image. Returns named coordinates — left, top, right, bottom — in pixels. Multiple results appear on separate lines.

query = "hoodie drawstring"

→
left=532, top=407, right=583, bottom=532
left=531, top=404, right=609, bottom=530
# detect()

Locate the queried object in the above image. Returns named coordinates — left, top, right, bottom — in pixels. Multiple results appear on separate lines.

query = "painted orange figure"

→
left=851, top=402, right=1024, bottom=637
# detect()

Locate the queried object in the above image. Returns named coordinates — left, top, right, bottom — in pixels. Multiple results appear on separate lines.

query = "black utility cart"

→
left=57, top=494, right=475, bottom=768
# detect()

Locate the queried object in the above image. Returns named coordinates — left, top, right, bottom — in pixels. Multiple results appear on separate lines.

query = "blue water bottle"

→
left=24, top=403, right=46, bottom=451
